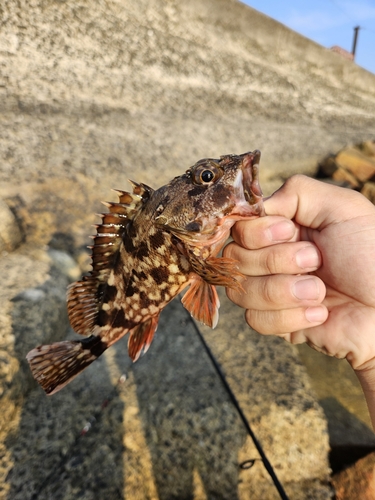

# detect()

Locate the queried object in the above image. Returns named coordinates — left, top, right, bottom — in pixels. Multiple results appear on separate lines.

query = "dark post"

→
left=352, top=26, right=360, bottom=59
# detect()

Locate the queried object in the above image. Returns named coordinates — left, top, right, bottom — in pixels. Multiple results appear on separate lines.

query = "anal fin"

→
left=182, top=277, right=220, bottom=328
left=128, top=316, right=159, bottom=362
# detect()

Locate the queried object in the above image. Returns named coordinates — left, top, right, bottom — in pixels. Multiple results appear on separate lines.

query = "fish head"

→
left=154, top=150, right=264, bottom=245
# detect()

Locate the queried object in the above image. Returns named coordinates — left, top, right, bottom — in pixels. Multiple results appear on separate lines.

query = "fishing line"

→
left=189, top=314, right=290, bottom=500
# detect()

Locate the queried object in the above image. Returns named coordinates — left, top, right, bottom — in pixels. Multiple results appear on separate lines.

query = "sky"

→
left=239, top=0, right=375, bottom=75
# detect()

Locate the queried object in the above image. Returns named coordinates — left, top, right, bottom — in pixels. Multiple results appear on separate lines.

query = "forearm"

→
left=355, top=362, right=375, bottom=431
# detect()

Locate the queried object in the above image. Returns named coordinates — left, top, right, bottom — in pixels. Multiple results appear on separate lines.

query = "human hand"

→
left=225, top=175, right=375, bottom=403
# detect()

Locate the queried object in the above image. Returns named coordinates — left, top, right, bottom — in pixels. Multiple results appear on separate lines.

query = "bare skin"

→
left=224, top=175, right=375, bottom=430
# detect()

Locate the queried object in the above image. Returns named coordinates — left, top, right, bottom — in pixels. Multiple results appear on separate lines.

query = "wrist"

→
left=355, top=358, right=375, bottom=431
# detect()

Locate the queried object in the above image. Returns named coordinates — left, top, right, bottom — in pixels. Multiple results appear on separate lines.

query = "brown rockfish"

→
left=27, top=151, right=264, bottom=394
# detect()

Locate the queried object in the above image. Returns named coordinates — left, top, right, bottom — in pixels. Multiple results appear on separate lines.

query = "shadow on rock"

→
left=320, top=397, right=375, bottom=474
left=6, top=326, right=127, bottom=500
left=127, top=299, right=247, bottom=499
left=6, top=294, right=248, bottom=500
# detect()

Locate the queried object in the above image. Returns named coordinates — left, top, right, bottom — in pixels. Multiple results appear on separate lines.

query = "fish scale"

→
left=27, top=150, right=265, bottom=395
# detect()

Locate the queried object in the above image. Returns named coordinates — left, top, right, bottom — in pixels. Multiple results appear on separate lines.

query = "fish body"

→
left=27, top=151, right=264, bottom=394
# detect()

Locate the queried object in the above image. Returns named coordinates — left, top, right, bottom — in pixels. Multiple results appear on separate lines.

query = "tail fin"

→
left=26, top=336, right=107, bottom=395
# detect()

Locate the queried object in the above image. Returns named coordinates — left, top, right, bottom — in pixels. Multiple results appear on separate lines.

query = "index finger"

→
left=264, top=175, right=375, bottom=228
left=231, top=215, right=299, bottom=250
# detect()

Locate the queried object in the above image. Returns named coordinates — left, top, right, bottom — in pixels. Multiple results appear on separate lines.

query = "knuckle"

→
left=282, top=174, right=312, bottom=197
left=263, top=249, right=278, bottom=275
left=223, top=242, right=234, bottom=259
left=259, top=277, right=276, bottom=306
left=285, top=174, right=307, bottom=188
left=246, top=307, right=306, bottom=335
left=237, top=224, right=249, bottom=247
left=226, top=285, right=234, bottom=301
left=245, top=309, right=278, bottom=334
left=226, top=284, right=241, bottom=305
left=245, top=309, right=260, bottom=332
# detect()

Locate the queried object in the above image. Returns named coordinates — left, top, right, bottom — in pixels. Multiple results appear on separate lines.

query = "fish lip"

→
left=241, top=150, right=265, bottom=215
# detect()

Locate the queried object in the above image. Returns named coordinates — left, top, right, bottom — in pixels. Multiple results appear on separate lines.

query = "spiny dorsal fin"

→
left=127, top=180, right=154, bottom=200
left=67, top=182, right=153, bottom=336
left=100, top=181, right=153, bottom=218
left=93, top=181, right=153, bottom=277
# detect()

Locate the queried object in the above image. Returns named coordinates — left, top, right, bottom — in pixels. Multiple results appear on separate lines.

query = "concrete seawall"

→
left=1, top=0, right=375, bottom=498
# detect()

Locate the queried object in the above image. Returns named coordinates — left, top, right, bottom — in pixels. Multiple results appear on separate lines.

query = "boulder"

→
left=361, top=182, right=375, bottom=204
left=335, top=147, right=375, bottom=183
left=318, top=140, right=375, bottom=204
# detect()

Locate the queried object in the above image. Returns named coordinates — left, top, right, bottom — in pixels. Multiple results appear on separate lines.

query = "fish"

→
left=26, top=150, right=264, bottom=395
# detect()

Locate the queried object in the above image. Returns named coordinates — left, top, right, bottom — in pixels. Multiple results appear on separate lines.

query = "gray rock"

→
left=47, top=249, right=81, bottom=282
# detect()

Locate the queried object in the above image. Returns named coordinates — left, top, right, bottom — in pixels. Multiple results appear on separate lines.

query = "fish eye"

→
left=201, top=169, right=214, bottom=183
left=192, top=162, right=223, bottom=186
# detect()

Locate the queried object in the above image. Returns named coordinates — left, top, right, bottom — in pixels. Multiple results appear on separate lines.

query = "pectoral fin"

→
left=182, top=277, right=220, bottom=328
left=189, top=253, right=245, bottom=292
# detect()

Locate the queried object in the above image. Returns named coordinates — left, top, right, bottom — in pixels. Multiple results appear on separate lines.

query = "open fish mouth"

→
left=239, top=150, right=265, bottom=217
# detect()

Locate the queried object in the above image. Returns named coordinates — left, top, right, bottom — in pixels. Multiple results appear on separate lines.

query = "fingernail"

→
left=292, top=278, right=319, bottom=300
left=268, top=220, right=295, bottom=242
left=305, top=306, right=327, bottom=323
left=295, top=246, right=320, bottom=269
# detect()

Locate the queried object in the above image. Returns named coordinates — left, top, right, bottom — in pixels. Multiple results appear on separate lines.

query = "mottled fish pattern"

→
left=27, top=151, right=264, bottom=394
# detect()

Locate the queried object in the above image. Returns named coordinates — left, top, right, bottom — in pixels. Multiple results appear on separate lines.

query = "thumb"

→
left=264, top=175, right=372, bottom=229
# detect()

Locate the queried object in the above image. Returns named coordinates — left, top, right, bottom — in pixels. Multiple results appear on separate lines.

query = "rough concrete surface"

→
left=0, top=200, right=22, bottom=253
left=1, top=0, right=375, bottom=498
left=4, top=295, right=331, bottom=500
